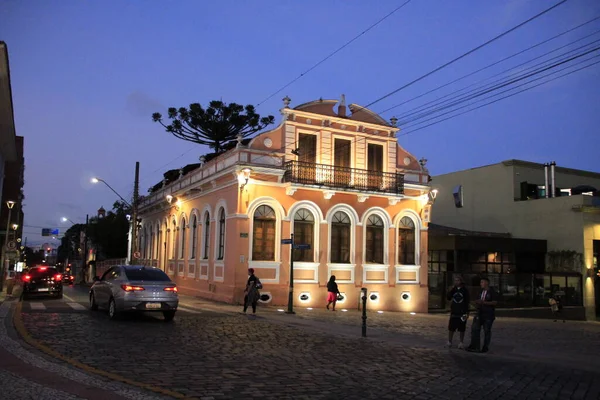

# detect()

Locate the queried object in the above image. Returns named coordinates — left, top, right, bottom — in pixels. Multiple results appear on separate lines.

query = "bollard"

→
left=361, top=287, right=367, bottom=337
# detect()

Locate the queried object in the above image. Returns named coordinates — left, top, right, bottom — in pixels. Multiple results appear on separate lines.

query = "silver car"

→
left=89, top=265, right=179, bottom=321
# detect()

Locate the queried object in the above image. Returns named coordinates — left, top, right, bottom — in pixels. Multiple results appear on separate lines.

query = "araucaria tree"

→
left=152, top=101, right=275, bottom=154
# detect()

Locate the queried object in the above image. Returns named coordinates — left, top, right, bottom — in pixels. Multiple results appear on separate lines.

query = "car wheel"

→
left=163, top=311, right=176, bottom=322
left=108, top=298, right=119, bottom=320
left=89, top=292, right=98, bottom=311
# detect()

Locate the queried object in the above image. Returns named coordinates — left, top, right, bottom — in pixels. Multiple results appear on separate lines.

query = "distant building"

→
left=431, top=159, right=600, bottom=319
left=0, top=41, right=25, bottom=280
left=136, top=95, right=433, bottom=312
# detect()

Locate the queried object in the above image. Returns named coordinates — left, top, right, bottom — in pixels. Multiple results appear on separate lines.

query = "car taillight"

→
left=164, top=286, right=178, bottom=292
left=70, top=275, right=74, bottom=280
left=22, top=274, right=31, bottom=282
left=121, top=284, right=145, bottom=292
left=54, top=274, right=62, bottom=281
left=39, top=267, right=47, bottom=271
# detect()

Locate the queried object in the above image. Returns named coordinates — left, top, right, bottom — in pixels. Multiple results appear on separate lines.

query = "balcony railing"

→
left=284, top=161, right=404, bottom=195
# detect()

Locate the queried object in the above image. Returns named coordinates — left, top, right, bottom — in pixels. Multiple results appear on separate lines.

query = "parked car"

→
left=22, top=266, right=63, bottom=299
left=89, top=265, right=178, bottom=321
left=62, top=274, right=75, bottom=285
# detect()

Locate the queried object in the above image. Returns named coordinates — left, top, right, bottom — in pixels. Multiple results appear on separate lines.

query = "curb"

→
left=12, top=301, right=192, bottom=400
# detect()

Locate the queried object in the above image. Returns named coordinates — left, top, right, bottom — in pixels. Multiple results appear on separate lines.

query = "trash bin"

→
left=6, top=278, right=14, bottom=295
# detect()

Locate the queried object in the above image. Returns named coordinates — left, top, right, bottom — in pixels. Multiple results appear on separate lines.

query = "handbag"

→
left=255, top=280, right=263, bottom=290
left=337, top=294, right=344, bottom=301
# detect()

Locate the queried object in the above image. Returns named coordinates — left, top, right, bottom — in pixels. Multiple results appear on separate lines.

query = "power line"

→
left=255, top=0, right=413, bottom=107
left=397, top=41, right=600, bottom=126
left=362, top=0, right=567, bottom=110
left=379, top=14, right=600, bottom=115
left=398, top=58, right=600, bottom=136
left=400, top=51, right=600, bottom=130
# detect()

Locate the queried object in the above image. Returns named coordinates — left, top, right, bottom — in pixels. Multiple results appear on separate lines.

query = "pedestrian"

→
left=549, top=295, right=565, bottom=322
left=466, top=277, right=498, bottom=353
left=446, top=275, right=470, bottom=349
left=243, top=268, right=262, bottom=315
left=326, top=275, right=341, bottom=311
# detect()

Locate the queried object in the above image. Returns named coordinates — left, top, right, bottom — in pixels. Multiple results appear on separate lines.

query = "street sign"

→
left=5, top=250, right=17, bottom=259
left=293, top=244, right=311, bottom=250
left=7, top=241, right=17, bottom=251
left=42, top=228, right=60, bottom=236
left=51, top=229, right=59, bottom=235
left=240, top=232, right=248, bottom=238
left=133, top=251, right=141, bottom=259
left=281, top=239, right=293, bottom=245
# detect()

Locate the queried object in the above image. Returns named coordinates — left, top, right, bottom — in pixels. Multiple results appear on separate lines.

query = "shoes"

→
left=446, top=341, right=452, bottom=348
left=466, top=346, right=479, bottom=353
left=326, top=304, right=329, bottom=310
left=458, top=342, right=465, bottom=350
left=481, top=347, right=489, bottom=353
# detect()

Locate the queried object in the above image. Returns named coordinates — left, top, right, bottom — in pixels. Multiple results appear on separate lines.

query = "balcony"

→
left=283, top=161, right=404, bottom=195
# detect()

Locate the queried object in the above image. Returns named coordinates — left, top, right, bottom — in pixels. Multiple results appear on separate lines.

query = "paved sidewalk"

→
left=178, top=294, right=600, bottom=371
left=0, top=300, right=169, bottom=400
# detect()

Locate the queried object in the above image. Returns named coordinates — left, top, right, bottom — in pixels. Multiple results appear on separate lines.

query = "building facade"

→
left=137, top=96, right=432, bottom=312
left=431, top=160, right=600, bottom=319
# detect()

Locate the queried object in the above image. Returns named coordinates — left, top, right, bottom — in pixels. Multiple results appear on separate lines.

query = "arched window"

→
left=179, top=218, right=186, bottom=259
left=252, top=205, right=276, bottom=261
left=203, top=212, right=210, bottom=259
left=398, top=216, right=416, bottom=265
left=293, top=209, right=314, bottom=262
left=190, top=214, right=198, bottom=259
left=365, top=215, right=384, bottom=264
left=156, top=224, right=162, bottom=261
left=331, top=211, right=351, bottom=263
left=170, top=220, right=177, bottom=259
left=217, top=208, right=226, bottom=260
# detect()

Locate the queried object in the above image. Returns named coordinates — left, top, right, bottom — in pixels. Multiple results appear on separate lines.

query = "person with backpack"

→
left=243, top=268, right=262, bottom=315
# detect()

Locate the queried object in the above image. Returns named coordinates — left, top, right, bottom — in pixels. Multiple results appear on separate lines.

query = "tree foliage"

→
left=57, top=201, right=130, bottom=262
left=152, top=101, right=275, bottom=154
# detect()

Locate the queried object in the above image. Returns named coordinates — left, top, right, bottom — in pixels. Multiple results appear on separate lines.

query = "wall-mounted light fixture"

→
left=166, top=194, right=174, bottom=204
left=238, top=168, right=252, bottom=191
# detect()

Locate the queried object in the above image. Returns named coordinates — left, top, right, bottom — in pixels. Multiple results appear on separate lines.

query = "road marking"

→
left=177, top=305, right=202, bottom=314
left=29, top=303, right=46, bottom=311
left=63, top=294, right=76, bottom=302
left=67, top=302, right=86, bottom=311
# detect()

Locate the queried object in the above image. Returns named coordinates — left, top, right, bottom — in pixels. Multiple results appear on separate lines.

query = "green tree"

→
left=152, top=100, right=275, bottom=154
left=87, top=201, right=130, bottom=260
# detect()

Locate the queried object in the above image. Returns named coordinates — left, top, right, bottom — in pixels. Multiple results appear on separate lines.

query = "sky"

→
left=1, top=0, right=599, bottom=245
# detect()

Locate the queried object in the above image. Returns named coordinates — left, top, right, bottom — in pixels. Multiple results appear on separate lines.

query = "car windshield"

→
left=124, top=268, right=170, bottom=282
left=29, top=267, right=58, bottom=277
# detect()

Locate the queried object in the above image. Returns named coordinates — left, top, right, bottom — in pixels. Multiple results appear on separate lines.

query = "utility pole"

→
left=80, top=214, right=88, bottom=284
left=130, top=162, right=140, bottom=264
left=286, top=233, right=295, bottom=314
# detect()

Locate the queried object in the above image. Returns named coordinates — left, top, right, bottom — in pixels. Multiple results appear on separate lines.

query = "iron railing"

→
left=284, top=161, right=404, bottom=194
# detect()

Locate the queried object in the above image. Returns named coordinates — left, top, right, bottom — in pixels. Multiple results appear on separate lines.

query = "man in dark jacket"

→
left=467, top=277, right=498, bottom=353
left=446, top=275, right=470, bottom=349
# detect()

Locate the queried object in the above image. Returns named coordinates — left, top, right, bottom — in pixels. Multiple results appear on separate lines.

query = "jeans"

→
left=243, top=295, right=257, bottom=313
left=470, top=315, right=494, bottom=350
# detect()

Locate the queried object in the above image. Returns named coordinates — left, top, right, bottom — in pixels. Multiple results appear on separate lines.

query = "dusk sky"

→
left=1, top=0, right=599, bottom=245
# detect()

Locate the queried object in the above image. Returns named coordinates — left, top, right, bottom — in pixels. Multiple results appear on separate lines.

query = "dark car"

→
left=22, top=266, right=63, bottom=299
left=62, top=274, right=74, bottom=285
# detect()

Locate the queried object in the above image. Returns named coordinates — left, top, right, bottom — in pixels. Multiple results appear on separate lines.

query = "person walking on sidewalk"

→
left=549, top=294, right=565, bottom=322
left=446, top=275, right=470, bottom=349
left=467, top=277, right=498, bottom=354
left=326, top=275, right=341, bottom=311
left=243, top=268, right=262, bottom=315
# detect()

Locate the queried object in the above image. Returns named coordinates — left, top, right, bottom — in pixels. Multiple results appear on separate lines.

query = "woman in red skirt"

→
left=326, top=275, right=341, bottom=311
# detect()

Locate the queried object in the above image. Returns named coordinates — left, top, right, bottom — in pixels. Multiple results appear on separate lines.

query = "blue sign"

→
left=281, top=239, right=293, bottom=245
left=51, top=229, right=60, bottom=235
left=293, top=244, right=311, bottom=250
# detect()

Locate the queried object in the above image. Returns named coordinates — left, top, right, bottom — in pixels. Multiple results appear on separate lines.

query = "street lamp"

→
left=61, top=217, right=76, bottom=224
left=0, top=200, right=16, bottom=291
left=91, top=177, right=132, bottom=207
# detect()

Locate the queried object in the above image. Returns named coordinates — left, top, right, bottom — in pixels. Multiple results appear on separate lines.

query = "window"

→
left=293, top=209, right=314, bottom=262
left=428, top=250, right=454, bottom=273
left=179, top=218, right=186, bottom=259
left=124, top=267, right=171, bottom=282
left=217, top=208, right=226, bottom=260
left=398, top=216, right=415, bottom=265
left=156, top=225, right=162, bottom=261
left=149, top=226, right=154, bottom=259
left=190, top=215, right=198, bottom=259
left=252, top=205, right=276, bottom=261
left=203, top=212, right=210, bottom=259
left=170, top=220, right=177, bottom=259
left=330, top=211, right=351, bottom=263
left=365, top=215, right=384, bottom=264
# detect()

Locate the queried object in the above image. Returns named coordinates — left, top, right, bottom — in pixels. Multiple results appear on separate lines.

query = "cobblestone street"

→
left=19, top=292, right=600, bottom=400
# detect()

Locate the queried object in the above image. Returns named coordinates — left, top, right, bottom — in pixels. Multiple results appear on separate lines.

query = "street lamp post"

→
left=92, top=162, right=139, bottom=264
left=0, top=200, right=16, bottom=291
